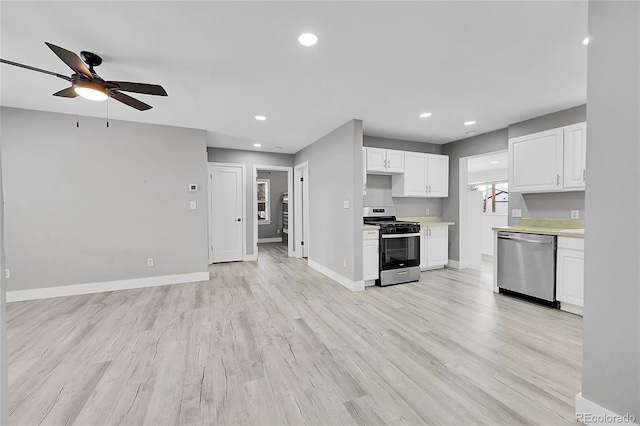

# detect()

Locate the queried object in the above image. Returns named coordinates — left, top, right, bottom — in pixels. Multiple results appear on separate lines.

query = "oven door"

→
left=380, top=233, right=420, bottom=270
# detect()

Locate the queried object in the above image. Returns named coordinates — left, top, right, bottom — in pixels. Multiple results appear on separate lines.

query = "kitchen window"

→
left=257, top=179, right=271, bottom=224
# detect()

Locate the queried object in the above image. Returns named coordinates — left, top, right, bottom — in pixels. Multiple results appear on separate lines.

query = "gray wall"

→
left=364, top=135, right=442, bottom=154
left=364, top=135, right=443, bottom=218
left=508, top=105, right=587, bottom=225
left=1, top=107, right=209, bottom=292
left=582, top=0, right=639, bottom=418
left=364, top=175, right=442, bottom=217
left=0, top=126, right=7, bottom=423
left=441, top=129, right=509, bottom=261
left=207, top=148, right=293, bottom=256
left=294, top=120, right=363, bottom=282
left=257, top=170, right=287, bottom=240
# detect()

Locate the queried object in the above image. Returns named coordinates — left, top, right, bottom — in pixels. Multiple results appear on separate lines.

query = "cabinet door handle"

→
left=429, top=185, right=431, bottom=193
left=384, top=159, right=387, bottom=169
left=557, top=174, right=560, bottom=186
left=583, top=169, right=586, bottom=182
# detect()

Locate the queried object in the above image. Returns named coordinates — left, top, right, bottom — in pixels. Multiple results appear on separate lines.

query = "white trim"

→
left=294, top=162, right=310, bottom=259
left=308, top=260, right=364, bottom=292
left=575, top=392, right=638, bottom=425
left=560, top=303, right=584, bottom=316
left=253, top=165, right=295, bottom=259
left=364, top=280, right=376, bottom=287
left=446, top=259, right=462, bottom=269
left=7, top=271, right=210, bottom=303
left=208, top=162, right=246, bottom=263
left=258, top=237, right=283, bottom=243
left=244, top=254, right=257, bottom=262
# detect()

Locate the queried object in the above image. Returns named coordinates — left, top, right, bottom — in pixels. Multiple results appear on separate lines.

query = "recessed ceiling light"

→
left=464, top=121, right=476, bottom=126
left=582, top=36, right=590, bottom=45
left=298, top=33, right=318, bottom=47
left=253, top=143, right=262, bottom=147
left=255, top=115, right=266, bottom=121
left=419, top=112, right=432, bottom=118
left=490, top=160, right=500, bottom=164
left=275, top=146, right=283, bottom=151
left=466, top=130, right=476, bottom=136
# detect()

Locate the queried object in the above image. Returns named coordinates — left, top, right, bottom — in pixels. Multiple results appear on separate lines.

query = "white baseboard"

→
left=7, top=271, right=211, bottom=303
left=560, top=303, right=584, bottom=316
left=308, top=260, right=364, bottom=292
left=258, top=237, right=283, bottom=243
left=244, top=253, right=258, bottom=261
left=575, top=392, right=638, bottom=424
left=447, top=259, right=462, bottom=269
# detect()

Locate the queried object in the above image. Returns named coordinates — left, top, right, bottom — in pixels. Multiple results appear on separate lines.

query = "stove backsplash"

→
left=364, top=174, right=442, bottom=218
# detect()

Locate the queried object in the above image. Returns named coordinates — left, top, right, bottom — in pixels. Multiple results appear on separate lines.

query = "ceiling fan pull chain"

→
left=106, top=98, right=109, bottom=128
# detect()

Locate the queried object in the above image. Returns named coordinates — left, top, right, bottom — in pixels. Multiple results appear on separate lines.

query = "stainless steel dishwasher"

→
left=497, top=232, right=557, bottom=305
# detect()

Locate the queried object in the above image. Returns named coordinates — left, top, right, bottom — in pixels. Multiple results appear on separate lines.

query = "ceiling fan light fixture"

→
left=73, top=80, right=108, bottom=101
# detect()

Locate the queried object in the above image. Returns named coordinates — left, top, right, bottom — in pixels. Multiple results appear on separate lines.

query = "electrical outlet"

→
left=512, top=209, right=522, bottom=218
left=4, top=269, right=9, bottom=279
left=571, top=210, right=580, bottom=219
left=343, top=200, right=350, bottom=209
left=276, top=229, right=280, bottom=234
left=343, top=259, right=347, bottom=268
left=425, top=209, right=430, bottom=215
left=147, top=258, right=154, bottom=267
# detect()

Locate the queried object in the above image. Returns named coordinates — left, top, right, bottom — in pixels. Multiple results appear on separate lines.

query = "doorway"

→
left=459, top=150, right=508, bottom=272
left=293, top=162, right=309, bottom=258
left=208, top=163, right=245, bottom=263
left=252, top=165, right=294, bottom=259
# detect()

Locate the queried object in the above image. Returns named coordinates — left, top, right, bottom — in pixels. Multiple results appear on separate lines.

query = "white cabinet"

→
left=509, top=127, right=564, bottom=193
left=392, top=152, right=449, bottom=198
left=366, top=148, right=404, bottom=174
left=556, top=237, right=584, bottom=316
left=563, top=123, right=587, bottom=190
left=363, top=230, right=379, bottom=284
left=509, top=122, right=586, bottom=193
left=420, top=225, right=449, bottom=270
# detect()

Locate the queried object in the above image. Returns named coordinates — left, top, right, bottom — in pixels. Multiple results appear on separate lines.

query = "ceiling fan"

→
left=0, top=42, right=167, bottom=111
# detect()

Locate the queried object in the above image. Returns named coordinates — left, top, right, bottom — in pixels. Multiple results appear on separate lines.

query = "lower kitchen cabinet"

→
left=556, top=236, right=584, bottom=316
left=420, top=226, right=449, bottom=270
left=363, top=230, right=379, bottom=284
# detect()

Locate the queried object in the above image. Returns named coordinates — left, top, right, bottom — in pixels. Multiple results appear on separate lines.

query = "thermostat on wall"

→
left=189, top=184, right=198, bottom=192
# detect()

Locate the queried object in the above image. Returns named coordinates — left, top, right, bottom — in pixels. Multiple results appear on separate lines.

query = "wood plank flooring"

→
left=7, top=242, right=582, bottom=425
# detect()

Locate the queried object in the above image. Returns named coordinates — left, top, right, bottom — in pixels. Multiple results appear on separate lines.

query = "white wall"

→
left=481, top=214, right=507, bottom=256
left=1, top=107, right=209, bottom=295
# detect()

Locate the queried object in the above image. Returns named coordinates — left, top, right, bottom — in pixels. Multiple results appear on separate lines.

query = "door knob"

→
left=236, top=218, right=242, bottom=222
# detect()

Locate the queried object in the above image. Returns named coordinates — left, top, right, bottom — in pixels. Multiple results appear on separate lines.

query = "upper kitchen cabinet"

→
left=366, top=147, right=404, bottom=174
left=392, top=152, right=449, bottom=197
left=509, top=122, right=586, bottom=193
left=563, top=122, right=587, bottom=190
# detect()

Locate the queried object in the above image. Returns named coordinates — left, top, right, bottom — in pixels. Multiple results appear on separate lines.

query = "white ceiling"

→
left=0, top=1, right=588, bottom=154
left=467, top=151, right=508, bottom=174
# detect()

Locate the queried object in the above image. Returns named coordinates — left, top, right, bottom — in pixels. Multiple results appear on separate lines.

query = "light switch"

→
left=189, top=184, right=198, bottom=192
left=512, top=208, right=522, bottom=218
left=190, top=201, right=197, bottom=210
left=571, top=210, right=580, bottom=219
left=343, top=200, right=350, bottom=209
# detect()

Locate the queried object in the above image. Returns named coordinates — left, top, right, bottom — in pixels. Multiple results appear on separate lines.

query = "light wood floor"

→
left=8, top=243, right=582, bottom=425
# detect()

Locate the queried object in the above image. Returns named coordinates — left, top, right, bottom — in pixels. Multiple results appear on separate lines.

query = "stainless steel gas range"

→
left=363, top=206, right=421, bottom=286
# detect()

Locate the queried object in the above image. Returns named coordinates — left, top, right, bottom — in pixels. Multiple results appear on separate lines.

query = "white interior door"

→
left=210, top=165, right=244, bottom=263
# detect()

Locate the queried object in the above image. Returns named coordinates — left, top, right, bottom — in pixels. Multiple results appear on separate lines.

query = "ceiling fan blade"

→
left=52, top=87, right=78, bottom=98
left=0, top=58, right=71, bottom=81
left=108, top=81, right=167, bottom=96
left=45, top=42, right=92, bottom=78
left=110, top=90, right=152, bottom=111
